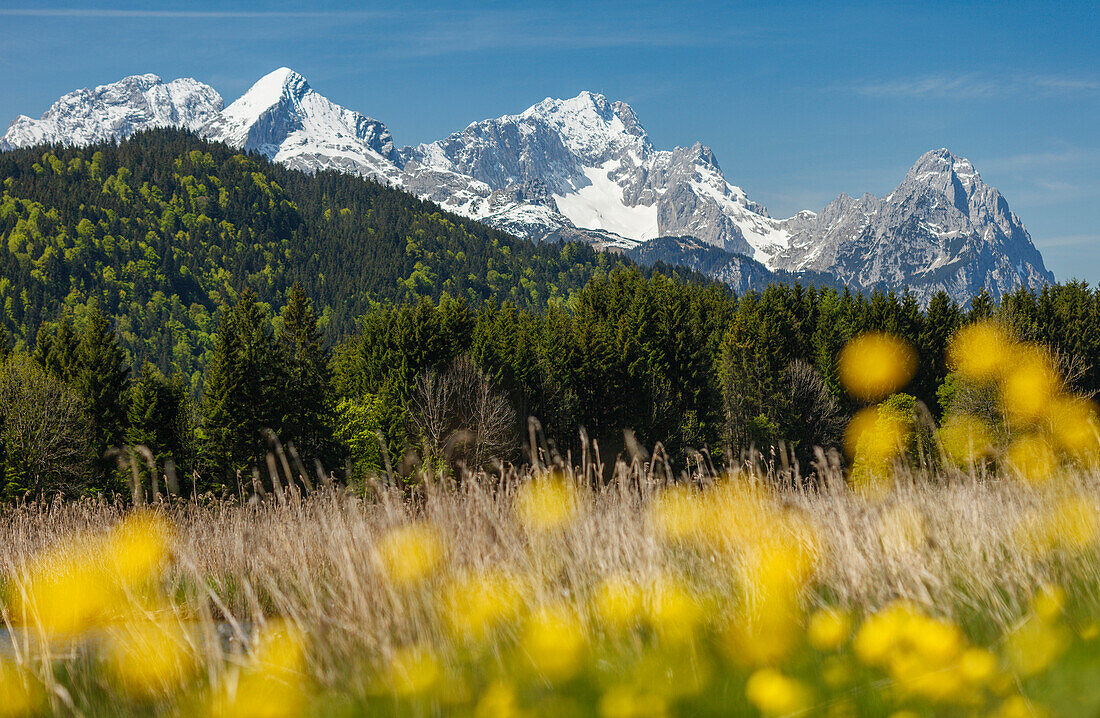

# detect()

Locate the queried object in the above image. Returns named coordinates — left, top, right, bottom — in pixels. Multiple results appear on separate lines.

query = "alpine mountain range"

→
left=0, top=68, right=1054, bottom=304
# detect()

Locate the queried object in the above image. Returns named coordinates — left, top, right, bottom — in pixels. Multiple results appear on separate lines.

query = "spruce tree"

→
left=76, top=307, right=130, bottom=486
left=276, top=283, right=335, bottom=468
left=34, top=318, right=79, bottom=383
left=128, top=362, right=192, bottom=475
left=201, top=290, right=280, bottom=482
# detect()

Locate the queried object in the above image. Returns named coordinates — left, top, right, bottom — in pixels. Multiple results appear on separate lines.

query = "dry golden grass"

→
left=1, top=453, right=1098, bottom=716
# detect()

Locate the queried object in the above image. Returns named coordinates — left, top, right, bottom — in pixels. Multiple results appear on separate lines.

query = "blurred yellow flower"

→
left=475, top=682, right=524, bottom=718
left=845, top=406, right=909, bottom=463
left=1033, top=584, right=1066, bottom=623
left=383, top=645, right=442, bottom=697
left=103, top=618, right=194, bottom=696
left=0, top=660, right=40, bottom=718
left=441, top=570, right=524, bottom=642
left=1006, top=435, right=1057, bottom=483
left=1005, top=616, right=1070, bottom=677
left=522, top=605, right=585, bottom=682
left=1001, top=348, right=1058, bottom=423
left=217, top=622, right=307, bottom=718
left=958, top=647, right=999, bottom=685
left=375, top=522, right=442, bottom=586
left=1052, top=496, right=1098, bottom=550
left=650, top=485, right=706, bottom=543
left=1021, top=497, right=1100, bottom=554
left=646, top=576, right=703, bottom=643
left=938, top=414, right=994, bottom=466
left=948, top=321, right=1013, bottom=382
left=1048, top=395, right=1100, bottom=458
left=14, top=510, right=172, bottom=637
left=108, top=510, right=172, bottom=587
left=838, top=332, right=917, bottom=401
left=807, top=608, right=850, bottom=652
left=514, top=474, right=577, bottom=533
left=994, top=696, right=1050, bottom=718
left=598, top=685, right=668, bottom=718
left=745, top=668, right=812, bottom=717
left=594, top=573, right=645, bottom=631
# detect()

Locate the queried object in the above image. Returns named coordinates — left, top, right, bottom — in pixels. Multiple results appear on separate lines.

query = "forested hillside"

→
left=0, top=129, right=703, bottom=391
left=3, top=131, right=1100, bottom=500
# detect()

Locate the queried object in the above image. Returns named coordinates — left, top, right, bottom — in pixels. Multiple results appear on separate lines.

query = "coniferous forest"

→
left=2, top=129, right=1100, bottom=497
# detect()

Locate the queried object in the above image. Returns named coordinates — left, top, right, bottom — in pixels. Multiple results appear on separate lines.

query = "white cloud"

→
left=852, top=73, right=1100, bottom=99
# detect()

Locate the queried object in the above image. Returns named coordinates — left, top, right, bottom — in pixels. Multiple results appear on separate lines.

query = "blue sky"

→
left=1, top=1, right=1097, bottom=281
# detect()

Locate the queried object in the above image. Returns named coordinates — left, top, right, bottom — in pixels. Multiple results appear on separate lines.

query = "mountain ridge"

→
left=0, top=68, right=1055, bottom=303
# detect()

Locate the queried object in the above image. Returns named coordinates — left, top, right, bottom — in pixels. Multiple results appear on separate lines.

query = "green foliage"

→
left=0, top=353, right=89, bottom=496
left=75, top=306, right=130, bottom=487
left=335, top=394, right=394, bottom=481
left=127, top=362, right=193, bottom=478
left=0, top=129, right=673, bottom=381
left=200, top=289, right=281, bottom=483
left=276, top=282, right=337, bottom=469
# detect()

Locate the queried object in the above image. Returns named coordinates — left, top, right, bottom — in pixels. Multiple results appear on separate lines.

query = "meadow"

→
left=1, top=321, right=1099, bottom=717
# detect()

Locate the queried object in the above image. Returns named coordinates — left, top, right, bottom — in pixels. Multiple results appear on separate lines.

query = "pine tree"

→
left=277, top=283, right=335, bottom=468
left=33, top=317, right=79, bottom=383
left=127, top=362, right=193, bottom=475
left=200, top=305, right=245, bottom=481
left=969, top=289, right=995, bottom=320
left=201, top=290, right=280, bottom=482
left=76, top=307, right=130, bottom=486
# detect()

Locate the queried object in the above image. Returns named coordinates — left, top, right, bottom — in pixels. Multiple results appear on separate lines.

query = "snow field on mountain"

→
left=553, top=161, right=659, bottom=241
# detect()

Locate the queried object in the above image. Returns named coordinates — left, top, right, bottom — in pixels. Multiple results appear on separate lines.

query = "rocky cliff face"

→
left=0, top=70, right=1055, bottom=303
left=772, top=149, right=1053, bottom=302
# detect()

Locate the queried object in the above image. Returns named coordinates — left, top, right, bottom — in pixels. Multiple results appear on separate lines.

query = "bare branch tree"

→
left=0, top=355, right=90, bottom=496
left=409, top=356, right=517, bottom=475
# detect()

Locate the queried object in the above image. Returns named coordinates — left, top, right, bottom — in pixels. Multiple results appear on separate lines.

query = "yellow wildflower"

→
left=217, top=622, right=307, bottom=718
left=594, top=573, right=645, bottom=631
left=838, top=332, right=917, bottom=401
left=948, top=320, right=1013, bottom=382
left=441, top=570, right=524, bottom=642
left=103, top=618, right=194, bottom=696
left=1001, top=347, right=1058, bottom=422
left=475, top=682, right=524, bottom=718
left=745, top=668, right=812, bottom=717
left=514, top=474, right=577, bottom=533
left=522, top=605, right=585, bottom=682
left=383, top=645, right=442, bottom=697
left=375, top=522, right=442, bottom=586
left=807, top=608, right=850, bottom=652
left=1006, top=435, right=1057, bottom=483
left=1005, top=616, right=1070, bottom=677
left=598, top=685, right=668, bottom=718
left=0, top=660, right=40, bottom=718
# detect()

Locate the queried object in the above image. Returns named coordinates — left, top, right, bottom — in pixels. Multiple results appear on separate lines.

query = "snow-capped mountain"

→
left=399, top=90, right=791, bottom=259
left=0, top=68, right=1055, bottom=302
left=201, top=67, right=400, bottom=182
left=768, top=149, right=1053, bottom=301
left=0, top=74, right=222, bottom=151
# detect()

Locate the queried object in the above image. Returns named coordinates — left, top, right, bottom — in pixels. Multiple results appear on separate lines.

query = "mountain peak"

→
left=0, top=73, right=222, bottom=151
left=229, top=67, right=310, bottom=112
left=908, top=147, right=981, bottom=184
left=201, top=67, right=397, bottom=173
